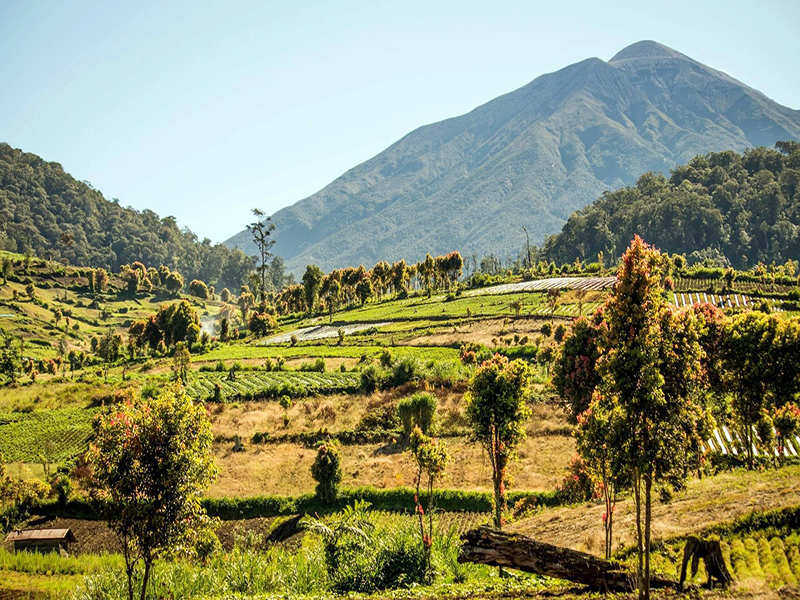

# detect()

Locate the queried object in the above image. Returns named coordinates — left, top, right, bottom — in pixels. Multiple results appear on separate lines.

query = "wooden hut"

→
left=6, top=528, right=76, bottom=556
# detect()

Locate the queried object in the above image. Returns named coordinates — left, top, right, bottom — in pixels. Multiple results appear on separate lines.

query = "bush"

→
left=388, top=356, right=420, bottom=387
left=360, top=364, right=388, bottom=394
left=299, top=357, right=326, bottom=373
left=357, top=401, right=400, bottom=431
left=540, top=323, right=552, bottom=337
left=557, top=455, right=597, bottom=504
left=398, top=392, right=437, bottom=440
left=311, top=441, right=342, bottom=504
left=554, top=324, right=567, bottom=343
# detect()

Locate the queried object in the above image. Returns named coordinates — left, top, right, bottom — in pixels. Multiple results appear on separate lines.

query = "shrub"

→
left=557, top=455, right=597, bottom=504
left=540, top=323, right=552, bottom=337
left=357, top=402, right=399, bottom=432
left=397, top=392, right=437, bottom=439
left=554, top=323, right=567, bottom=343
left=299, top=357, right=326, bottom=373
left=360, top=364, right=387, bottom=394
left=311, top=440, right=343, bottom=504
left=388, top=356, right=420, bottom=387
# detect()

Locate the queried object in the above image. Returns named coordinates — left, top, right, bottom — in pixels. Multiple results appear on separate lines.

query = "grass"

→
left=511, top=464, right=800, bottom=555
left=197, top=344, right=460, bottom=363
left=0, top=407, right=95, bottom=462
left=208, top=433, right=574, bottom=498
left=185, top=370, right=362, bottom=401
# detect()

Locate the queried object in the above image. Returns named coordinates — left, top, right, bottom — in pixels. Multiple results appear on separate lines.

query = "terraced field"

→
left=0, top=408, right=95, bottom=463
left=185, top=371, right=362, bottom=401
left=655, top=532, right=800, bottom=589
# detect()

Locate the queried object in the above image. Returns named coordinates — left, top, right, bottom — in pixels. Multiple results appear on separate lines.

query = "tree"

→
left=0, top=328, right=20, bottom=383
left=1, top=257, right=12, bottom=285
left=594, top=236, right=708, bottom=600
left=188, top=279, right=209, bottom=299
left=88, top=384, right=218, bottom=600
left=721, top=312, right=778, bottom=468
left=552, top=315, right=602, bottom=423
left=311, top=440, right=342, bottom=504
left=165, top=271, right=184, bottom=296
left=546, top=288, right=561, bottom=315
left=465, top=355, right=532, bottom=529
left=249, top=311, right=277, bottom=337
left=408, top=426, right=449, bottom=564
left=247, top=208, right=276, bottom=300
left=575, top=401, right=621, bottom=559
left=173, top=341, right=191, bottom=383
left=302, top=265, right=323, bottom=314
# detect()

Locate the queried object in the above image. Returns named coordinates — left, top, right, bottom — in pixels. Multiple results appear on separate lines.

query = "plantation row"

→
left=656, top=533, right=800, bottom=588
left=0, top=408, right=94, bottom=462
left=184, top=370, right=362, bottom=401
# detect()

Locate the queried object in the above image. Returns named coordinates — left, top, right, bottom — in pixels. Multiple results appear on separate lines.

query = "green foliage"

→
left=311, top=440, right=343, bottom=504
left=545, top=144, right=800, bottom=269
left=185, top=370, right=360, bottom=401
left=0, top=408, right=94, bottom=463
left=88, top=382, right=219, bottom=600
left=398, top=392, right=437, bottom=439
left=0, top=143, right=257, bottom=291
left=465, top=354, right=532, bottom=528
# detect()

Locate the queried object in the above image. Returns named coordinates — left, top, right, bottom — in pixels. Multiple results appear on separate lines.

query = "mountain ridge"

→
left=224, top=40, right=800, bottom=274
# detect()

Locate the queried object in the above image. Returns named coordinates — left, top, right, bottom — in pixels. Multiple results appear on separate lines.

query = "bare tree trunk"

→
left=140, top=559, right=152, bottom=600
left=633, top=469, right=644, bottom=600
left=644, top=474, right=652, bottom=600
left=459, top=527, right=676, bottom=591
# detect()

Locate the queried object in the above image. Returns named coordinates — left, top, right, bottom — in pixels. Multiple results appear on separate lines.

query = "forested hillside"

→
left=543, top=142, right=800, bottom=268
left=0, top=143, right=256, bottom=290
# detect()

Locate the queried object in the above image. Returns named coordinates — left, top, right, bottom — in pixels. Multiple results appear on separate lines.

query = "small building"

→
left=6, top=528, right=77, bottom=556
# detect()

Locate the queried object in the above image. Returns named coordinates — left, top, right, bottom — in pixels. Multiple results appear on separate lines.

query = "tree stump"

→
left=679, top=537, right=733, bottom=590
left=459, top=527, right=677, bottom=592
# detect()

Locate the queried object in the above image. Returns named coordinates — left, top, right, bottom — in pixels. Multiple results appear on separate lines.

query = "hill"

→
left=0, top=143, right=254, bottom=290
left=225, top=40, right=800, bottom=275
left=543, top=142, right=800, bottom=268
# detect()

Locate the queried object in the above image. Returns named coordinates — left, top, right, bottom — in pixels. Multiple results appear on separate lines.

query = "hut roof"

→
left=6, top=528, right=76, bottom=543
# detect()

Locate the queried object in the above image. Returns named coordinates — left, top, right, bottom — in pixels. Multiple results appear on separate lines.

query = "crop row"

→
left=185, top=371, right=362, bottom=401
left=0, top=408, right=95, bottom=463
left=655, top=533, right=800, bottom=588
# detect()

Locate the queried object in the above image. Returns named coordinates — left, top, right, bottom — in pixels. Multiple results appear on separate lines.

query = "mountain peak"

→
left=609, top=40, right=686, bottom=63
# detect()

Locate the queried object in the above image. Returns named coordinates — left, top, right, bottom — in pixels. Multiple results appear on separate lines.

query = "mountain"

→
left=542, top=142, right=800, bottom=268
left=0, top=143, right=255, bottom=290
left=225, top=40, right=800, bottom=275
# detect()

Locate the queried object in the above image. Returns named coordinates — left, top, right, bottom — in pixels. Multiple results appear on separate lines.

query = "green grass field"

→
left=0, top=408, right=95, bottom=463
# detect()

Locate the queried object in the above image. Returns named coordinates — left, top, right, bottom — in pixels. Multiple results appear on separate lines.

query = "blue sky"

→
left=1, top=0, right=798, bottom=243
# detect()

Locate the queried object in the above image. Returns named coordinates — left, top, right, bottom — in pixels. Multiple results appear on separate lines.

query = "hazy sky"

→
left=2, top=0, right=799, bottom=243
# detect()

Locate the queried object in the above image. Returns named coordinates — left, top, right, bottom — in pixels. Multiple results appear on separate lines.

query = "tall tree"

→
left=595, top=236, right=707, bottom=600
left=246, top=208, right=276, bottom=301
left=302, top=265, right=323, bottom=314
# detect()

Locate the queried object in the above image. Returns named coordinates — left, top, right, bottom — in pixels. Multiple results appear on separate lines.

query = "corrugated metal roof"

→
left=6, top=528, right=76, bottom=543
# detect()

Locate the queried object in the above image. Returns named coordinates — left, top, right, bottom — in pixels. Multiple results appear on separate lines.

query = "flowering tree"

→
left=465, top=354, right=532, bottom=529
left=89, top=383, right=218, bottom=600
left=594, top=236, right=708, bottom=600
left=552, top=314, right=602, bottom=422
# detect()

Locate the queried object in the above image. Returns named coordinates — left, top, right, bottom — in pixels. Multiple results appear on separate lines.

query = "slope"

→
left=225, top=40, right=800, bottom=274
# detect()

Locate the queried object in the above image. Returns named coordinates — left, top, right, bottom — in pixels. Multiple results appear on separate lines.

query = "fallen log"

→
left=459, top=527, right=677, bottom=592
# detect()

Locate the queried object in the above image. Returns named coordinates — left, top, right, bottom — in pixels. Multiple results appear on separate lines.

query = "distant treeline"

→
left=0, top=143, right=259, bottom=291
left=543, top=142, right=800, bottom=269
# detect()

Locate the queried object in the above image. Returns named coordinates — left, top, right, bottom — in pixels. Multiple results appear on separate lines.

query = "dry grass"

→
left=511, top=465, right=800, bottom=556
left=208, top=433, right=575, bottom=497
left=403, top=317, right=569, bottom=348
